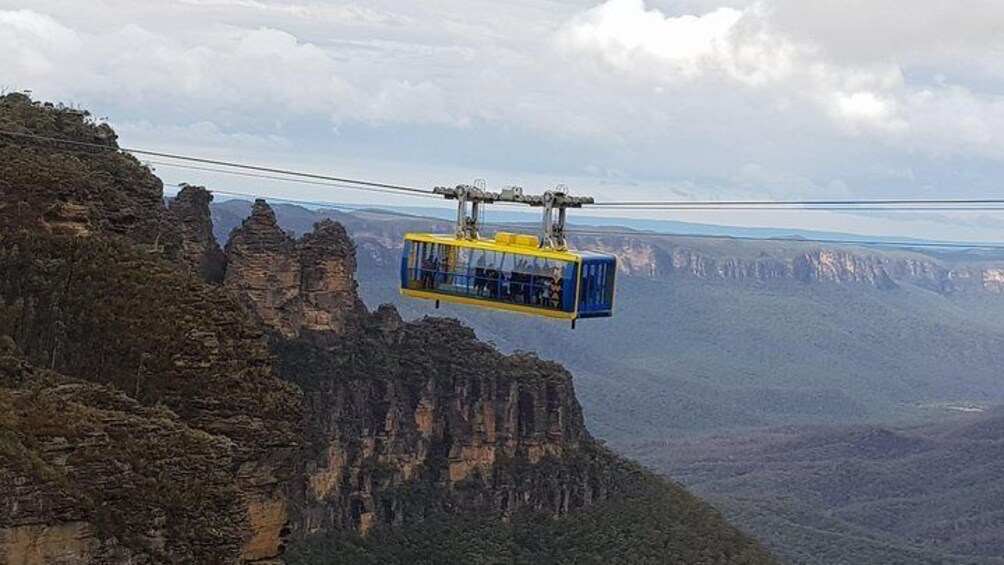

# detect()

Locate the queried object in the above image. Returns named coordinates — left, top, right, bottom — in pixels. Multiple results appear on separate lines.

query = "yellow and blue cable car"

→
left=399, top=184, right=616, bottom=327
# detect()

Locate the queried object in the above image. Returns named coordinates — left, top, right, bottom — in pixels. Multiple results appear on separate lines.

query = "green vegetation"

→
left=0, top=233, right=300, bottom=425
left=630, top=415, right=1004, bottom=564
left=289, top=444, right=775, bottom=565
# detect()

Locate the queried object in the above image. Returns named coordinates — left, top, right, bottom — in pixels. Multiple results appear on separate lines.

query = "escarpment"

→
left=0, top=94, right=301, bottom=563
left=223, top=201, right=606, bottom=538
left=575, top=234, right=1004, bottom=294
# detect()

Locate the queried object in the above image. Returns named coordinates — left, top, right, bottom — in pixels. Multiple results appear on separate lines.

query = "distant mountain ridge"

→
left=211, top=198, right=1004, bottom=295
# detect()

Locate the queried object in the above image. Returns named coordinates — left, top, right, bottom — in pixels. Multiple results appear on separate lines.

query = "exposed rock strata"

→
left=0, top=93, right=173, bottom=248
left=0, top=354, right=246, bottom=564
left=579, top=235, right=1004, bottom=294
left=0, top=235, right=303, bottom=563
left=168, top=184, right=226, bottom=283
left=223, top=202, right=613, bottom=539
left=224, top=200, right=365, bottom=338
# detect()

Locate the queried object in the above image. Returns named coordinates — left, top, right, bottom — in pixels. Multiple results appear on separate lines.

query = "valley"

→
left=210, top=198, right=1004, bottom=563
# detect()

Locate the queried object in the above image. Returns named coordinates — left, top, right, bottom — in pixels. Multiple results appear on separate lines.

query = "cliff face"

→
left=0, top=234, right=303, bottom=564
left=168, top=184, right=226, bottom=284
left=224, top=200, right=366, bottom=339
left=0, top=351, right=246, bottom=564
left=224, top=202, right=598, bottom=538
left=0, top=94, right=172, bottom=247
left=577, top=234, right=1004, bottom=294
left=0, top=95, right=301, bottom=563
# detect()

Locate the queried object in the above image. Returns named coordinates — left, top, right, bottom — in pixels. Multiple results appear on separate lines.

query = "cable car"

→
left=399, top=183, right=616, bottom=327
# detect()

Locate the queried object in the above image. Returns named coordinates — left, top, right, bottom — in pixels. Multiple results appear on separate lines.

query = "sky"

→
left=3, top=0, right=1004, bottom=240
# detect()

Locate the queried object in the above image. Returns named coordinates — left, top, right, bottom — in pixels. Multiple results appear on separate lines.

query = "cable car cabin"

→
left=400, top=232, right=616, bottom=326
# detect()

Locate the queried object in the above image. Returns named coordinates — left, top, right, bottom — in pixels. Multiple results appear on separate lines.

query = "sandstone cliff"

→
left=223, top=202, right=600, bottom=537
left=0, top=93, right=172, bottom=247
left=577, top=233, right=1004, bottom=294
left=0, top=94, right=301, bottom=563
left=224, top=200, right=366, bottom=339
left=168, top=184, right=226, bottom=284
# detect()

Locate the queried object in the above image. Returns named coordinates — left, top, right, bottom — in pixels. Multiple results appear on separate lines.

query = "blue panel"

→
left=577, top=256, right=616, bottom=315
left=400, top=240, right=411, bottom=288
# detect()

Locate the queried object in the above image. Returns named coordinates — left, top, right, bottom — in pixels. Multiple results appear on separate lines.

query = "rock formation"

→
left=0, top=93, right=173, bottom=248
left=0, top=94, right=301, bottom=563
left=168, top=184, right=226, bottom=283
left=224, top=200, right=366, bottom=339
left=223, top=201, right=600, bottom=537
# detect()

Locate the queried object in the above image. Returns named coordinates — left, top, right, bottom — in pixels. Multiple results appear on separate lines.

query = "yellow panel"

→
left=401, top=288, right=577, bottom=320
left=404, top=233, right=581, bottom=263
left=495, top=233, right=513, bottom=245
left=514, top=234, right=540, bottom=247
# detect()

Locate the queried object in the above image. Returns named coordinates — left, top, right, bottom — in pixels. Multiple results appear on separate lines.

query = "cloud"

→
left=555, top=0, right=1004, bottom=160
left=4, top=0, right=1004, bottom=224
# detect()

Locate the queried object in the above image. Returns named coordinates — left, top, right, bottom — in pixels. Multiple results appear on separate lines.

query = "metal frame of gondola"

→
left=433, top=181, right=594, bottom=250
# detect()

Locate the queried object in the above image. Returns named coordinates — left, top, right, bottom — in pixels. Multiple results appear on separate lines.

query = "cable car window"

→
left=403, top=240, right=574, bottom=312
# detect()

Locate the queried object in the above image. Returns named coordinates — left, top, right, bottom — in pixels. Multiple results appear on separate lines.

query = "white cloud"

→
left=4, top=0, right=1004, bottom=227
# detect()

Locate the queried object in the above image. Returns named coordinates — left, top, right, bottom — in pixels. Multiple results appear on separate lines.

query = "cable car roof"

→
left=405, top=232, right=585, bottom=262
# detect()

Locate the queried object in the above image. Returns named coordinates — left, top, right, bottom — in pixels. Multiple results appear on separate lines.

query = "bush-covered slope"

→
left=629, top=414, right=1004, bottom=564
left=288, top=443, right=771, bottom=564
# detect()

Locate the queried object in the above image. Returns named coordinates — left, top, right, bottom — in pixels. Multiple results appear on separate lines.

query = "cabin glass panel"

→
left=401, top=240, right=576, bottom=313
left=577, top=257, right=616, bottom=317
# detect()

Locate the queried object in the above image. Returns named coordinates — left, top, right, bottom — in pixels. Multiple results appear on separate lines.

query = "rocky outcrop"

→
left=0, top=353, right=246, bottom=564
left=222, top=202, right=616, bottom=539
left=169, top=184, right=226, bottom=284
left=0, top=93, right=173, bottom=248
left=0, top=234, right=304, bottom=564
left=224, top=200, right=365, bottom=339
left=278, top=315, right=593, bottom=537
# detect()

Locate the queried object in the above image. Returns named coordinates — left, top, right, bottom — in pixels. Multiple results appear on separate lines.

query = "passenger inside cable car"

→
left=401, top=236, right=615, bottom=321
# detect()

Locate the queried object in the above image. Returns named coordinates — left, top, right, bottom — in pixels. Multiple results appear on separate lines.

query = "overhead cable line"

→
left=570, top=205, right=1004, bottom=212
left=480, top=223, right=1004, bottom=250
left=7, top=128, right=1004, bottom=213
left=591, top=198, right=1004, bottom=208
left=150, top=160, right=442, bottom=200
left=159, top=183, right=1004, bottom=251
left=565, top=229, right=1004, bottom=250
left=164, top=184, right=454, bottom=213
left=0, top=129, right=433, bottom=196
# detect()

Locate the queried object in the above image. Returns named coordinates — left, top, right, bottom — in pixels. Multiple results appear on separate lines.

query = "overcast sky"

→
left=3, top=0, right=1004, bottom=240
